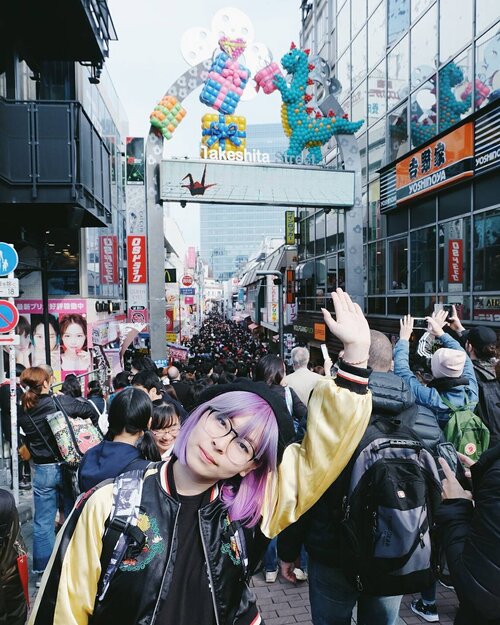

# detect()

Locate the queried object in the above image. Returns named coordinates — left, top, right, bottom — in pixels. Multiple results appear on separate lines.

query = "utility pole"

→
left=256, top=270, right=284, bottom=361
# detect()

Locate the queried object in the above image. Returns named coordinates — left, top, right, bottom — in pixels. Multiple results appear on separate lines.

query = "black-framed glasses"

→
left=203, top=409, right=257, bottom=466
left=152, top=424, right=180, bottom=438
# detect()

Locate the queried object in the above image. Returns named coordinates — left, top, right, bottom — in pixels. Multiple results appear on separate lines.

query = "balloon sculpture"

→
left=272, top=43, right=364, bottom=164
left=411, top=62, right=472, bottom=146
left=149, top=95, right=187, bottom=140
left=201, top=113, right=246, bottom=156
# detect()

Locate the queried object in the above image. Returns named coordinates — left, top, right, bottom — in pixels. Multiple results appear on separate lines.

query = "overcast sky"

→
left=106, top=0, right=301, bottom=246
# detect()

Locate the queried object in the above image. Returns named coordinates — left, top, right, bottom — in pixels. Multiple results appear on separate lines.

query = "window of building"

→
left=337, top=51, right=351, bottom=99
left=410, top=4, right=437, bottom=90
left=410, top=76, right=436, bottom=148
left=410, top=226, right=436, bottom=292
left=388, top=237, right=408, bottom=290
left=315, top=211, right=326, bottom=255
left=368, top=240, right=386, bottom=294
left=388, top=36, right=409, bottom=104
left=439, top=184, right=472, bottom=220
left=368, top=2, right=386, bottom=71
left=387, top=295, right=409, bottom=314
left=438, top=47, right=473, bottom=133
left=326, top=210, right=338, bottom=253
left=352, top=26, right=367, bottom=89
left=475, top=26, right=500, bottom=111
left=368, top=120, right=386, bottom=178
left=438, top=217, right=471, bottom=293
left=352, top=0, right=367, bottom=37
left=337, top=1, right=351, bottom=55
left=388, top=100, right=409, bottom=161
left=410, top=196, right=435, bottom=228
left=368, top=62, right=386, bottom=125
left=316, top=6, right=328, bottom=46
left=368, top=0, right=382, bottom=16
left=368, top=297, right=386, bottom=314
left=352, top=80, right=367, bottom=129
left=368, top=178, right=387, bottom=240
left=338, top=251, right=346, bottom=289
left=326, top=254, right=338, bottom=292
left=439, top=0, right=472, bottom=63
left=358, top=132, right=368, bottom=182
left=474, top=173, right=499, bottom=211
left=475, top=0, right=500, bottom=36
left=388, top=0, right=410, bottom=46
left=411, top=0, right=434, bottom=21
left=473, top=208, right=500, bottom=292
left=387, top=209, right=408, bottom=236
left=0, top=71, right=6, bottom=98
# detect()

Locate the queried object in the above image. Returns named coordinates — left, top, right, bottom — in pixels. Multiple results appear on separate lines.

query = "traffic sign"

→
left=180, top=287, right=195, bottom=295
left=0, top=278, right=19, bottom=297
left=0, top=334, right=20, bottom=345
left=180, top=274, right=193, bottom=287
left=0, top=243, right=19, bottom=276
left=0, top=300, right=19, bottom=333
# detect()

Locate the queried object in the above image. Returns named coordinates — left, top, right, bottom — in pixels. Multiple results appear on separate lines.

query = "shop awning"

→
left=248, top=323, right=259, bottom=330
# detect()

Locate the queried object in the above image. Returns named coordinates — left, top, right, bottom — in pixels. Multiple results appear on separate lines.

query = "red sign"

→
left=165, top=309, right=174, bottom=332
left=448, top=239, right=463, bottom=283
left=127, top=235, right=147, bottom=284
left=99, top=235, right=118, bottom=285
left=0, top=300, right=19, bottom=333
left=181, top=274, right=193, bottom=287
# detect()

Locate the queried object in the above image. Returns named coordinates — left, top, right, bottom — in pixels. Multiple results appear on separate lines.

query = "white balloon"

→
left=211, top=7, right=255, bottom=43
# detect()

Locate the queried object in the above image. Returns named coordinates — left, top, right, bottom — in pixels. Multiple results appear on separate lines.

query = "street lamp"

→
left=256, top=270, right=284, bottom=361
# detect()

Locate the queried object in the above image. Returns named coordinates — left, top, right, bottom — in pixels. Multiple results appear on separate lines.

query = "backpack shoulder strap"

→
left=440, top=395, right=457, bottom=412
left=95, top=467, right=148, bottom=606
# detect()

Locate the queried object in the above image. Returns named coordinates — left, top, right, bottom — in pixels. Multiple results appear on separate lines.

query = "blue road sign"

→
left=180, top=288, right=195, bottom=295
left=0, top=243, right=19, bottom=276
left=0, top=300, right=19, bottom=333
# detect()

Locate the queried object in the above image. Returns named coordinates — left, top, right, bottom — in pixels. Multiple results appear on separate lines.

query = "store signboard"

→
left=474, top=106, right=500, bottom=175
left=285, top=211, right=295, bottom=245
left=127, top=235, right=147, bottom=284
left=99, top=235, right=118, bottom=285
left=126, top=137, right=145, bottom=185
left=448, top=240, right=463, bottom=283
left=396, top=123, right=474, bottom=203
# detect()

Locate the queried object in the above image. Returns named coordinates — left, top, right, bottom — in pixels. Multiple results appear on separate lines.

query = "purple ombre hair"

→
left=173, top=391, right=279, bottom=528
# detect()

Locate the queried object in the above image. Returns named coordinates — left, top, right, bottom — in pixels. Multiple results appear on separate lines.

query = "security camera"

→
left=180, top=201, right=187, bottom=208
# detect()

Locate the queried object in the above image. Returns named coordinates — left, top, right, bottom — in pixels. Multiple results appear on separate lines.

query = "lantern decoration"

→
left=201, top=113, right=246, bottom=157
left=150, top=96, right=187, bottom=139
left=199, top=37, right=251, bottom=115
left=270, top=43, right=364, bottom=163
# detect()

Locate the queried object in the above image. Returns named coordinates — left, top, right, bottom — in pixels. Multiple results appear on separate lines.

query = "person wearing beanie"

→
left=394, top=309, right=478, bottom=428
left=448, top=311, right=499, bottom=447
left=30, top=289, right=373, bottom=625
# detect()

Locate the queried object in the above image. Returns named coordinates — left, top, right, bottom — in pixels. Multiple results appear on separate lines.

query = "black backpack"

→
left=339, top=414, right=442, bottom=596
left=474, top=364, right=500, bottom=448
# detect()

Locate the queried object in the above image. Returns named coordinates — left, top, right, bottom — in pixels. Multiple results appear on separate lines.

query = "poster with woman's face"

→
left=15, top=299, right=92, bottom=383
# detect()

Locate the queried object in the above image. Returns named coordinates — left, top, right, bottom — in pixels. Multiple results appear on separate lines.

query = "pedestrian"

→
left=29, top=289, right=373, bottom=625
left=151, top=401, right=181, bottom=459
left=78, top=387, right=160, bottom=492
left=18, top=366, right=97, bottom=580
left=285, top=346, right=323, bottom=405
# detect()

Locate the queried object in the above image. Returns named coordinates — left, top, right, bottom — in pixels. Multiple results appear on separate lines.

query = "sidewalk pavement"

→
left=251, top=572, right=459, bottom=625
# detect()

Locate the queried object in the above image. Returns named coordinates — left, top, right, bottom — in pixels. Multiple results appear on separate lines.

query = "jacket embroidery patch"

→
left=220, top=516, right=241, bottom=566
left=119, top=513, right=164, bottom=571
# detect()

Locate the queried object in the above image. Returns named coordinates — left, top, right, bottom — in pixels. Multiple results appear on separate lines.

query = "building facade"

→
left=296, top=0, right=500, bottom=346
left=199, top=123, right=289, bottom=281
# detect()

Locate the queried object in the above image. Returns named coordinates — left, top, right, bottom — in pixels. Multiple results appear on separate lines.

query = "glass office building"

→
left=296, top=0, right=500, bottom=339
left=200, top=123, right=289, bottom=282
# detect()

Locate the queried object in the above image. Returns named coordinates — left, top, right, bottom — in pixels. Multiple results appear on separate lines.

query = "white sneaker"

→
left=265, top=569, right=278, bottom=583
left=293, top=568, right=308, bottom=581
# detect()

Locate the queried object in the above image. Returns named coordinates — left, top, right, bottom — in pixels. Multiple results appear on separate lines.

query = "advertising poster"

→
left=126, top=137, right=145, bottom=185
left=90, top=314, right=127, bottom=382
left=15, top=299, right=90, bottom=383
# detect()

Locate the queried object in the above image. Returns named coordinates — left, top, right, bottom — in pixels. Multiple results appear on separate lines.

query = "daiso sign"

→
left=127, top=235, right=147, bottom=284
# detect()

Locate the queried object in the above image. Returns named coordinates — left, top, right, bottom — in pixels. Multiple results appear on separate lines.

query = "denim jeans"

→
left=308, top=559, right=402, bottom=625
left=32, top=462, right=64, bottom=573
left=264, top=537, right=308, bottom=572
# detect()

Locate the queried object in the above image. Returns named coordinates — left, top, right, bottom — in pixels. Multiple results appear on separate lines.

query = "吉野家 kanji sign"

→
left=127, top=235, right=147, bottom=284
left=99, top=235, right=119, bottom=285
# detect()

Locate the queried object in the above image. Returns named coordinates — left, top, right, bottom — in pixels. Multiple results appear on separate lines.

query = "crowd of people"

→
left=0, top=289, right=498, bottom=625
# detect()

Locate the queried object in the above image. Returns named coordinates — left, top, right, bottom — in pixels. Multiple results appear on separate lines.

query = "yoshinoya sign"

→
left=475, top=105, right=500, bottom=175
left=160, top=159, right=355, bottom=209
left=396, top=123, right=474, bottom=203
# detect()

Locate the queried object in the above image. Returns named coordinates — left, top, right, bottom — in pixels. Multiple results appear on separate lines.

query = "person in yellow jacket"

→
left=30, top=289, right=372, bottom=625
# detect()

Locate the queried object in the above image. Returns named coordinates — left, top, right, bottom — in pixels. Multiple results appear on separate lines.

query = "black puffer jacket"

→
left=435, top=443, right=500, bottom=625
left=18, top=393, right=98, bottom=464
left=278, top=371, right=420, bottom=565
left=0, top=490, right=27, bottom=625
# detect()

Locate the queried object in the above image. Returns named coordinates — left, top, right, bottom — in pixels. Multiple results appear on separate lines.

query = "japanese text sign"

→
left=396, top=123, right=473, bottom=203
left=448, top=240, right=463, bottom=283
left=127, top=235, right=147, bottom=284
left=99, top=235, right=118, bottom=285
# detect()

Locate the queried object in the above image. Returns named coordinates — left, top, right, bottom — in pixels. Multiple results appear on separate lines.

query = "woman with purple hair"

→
left=29, top=289, right=373, bottom=625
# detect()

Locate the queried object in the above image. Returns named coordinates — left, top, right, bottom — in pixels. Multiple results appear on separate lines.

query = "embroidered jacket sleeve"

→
left=28, top=485, right=114, bottom=625
left=260, top=362, right=371, bottom=538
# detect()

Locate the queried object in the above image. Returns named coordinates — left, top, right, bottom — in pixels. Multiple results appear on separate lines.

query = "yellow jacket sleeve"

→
left=260, top=378, right=371, bottom=538
left=29, top=484, right=113, bottom=625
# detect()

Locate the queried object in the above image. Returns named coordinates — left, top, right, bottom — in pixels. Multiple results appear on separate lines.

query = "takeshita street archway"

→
left=143, top=9, right=365, bottom=360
